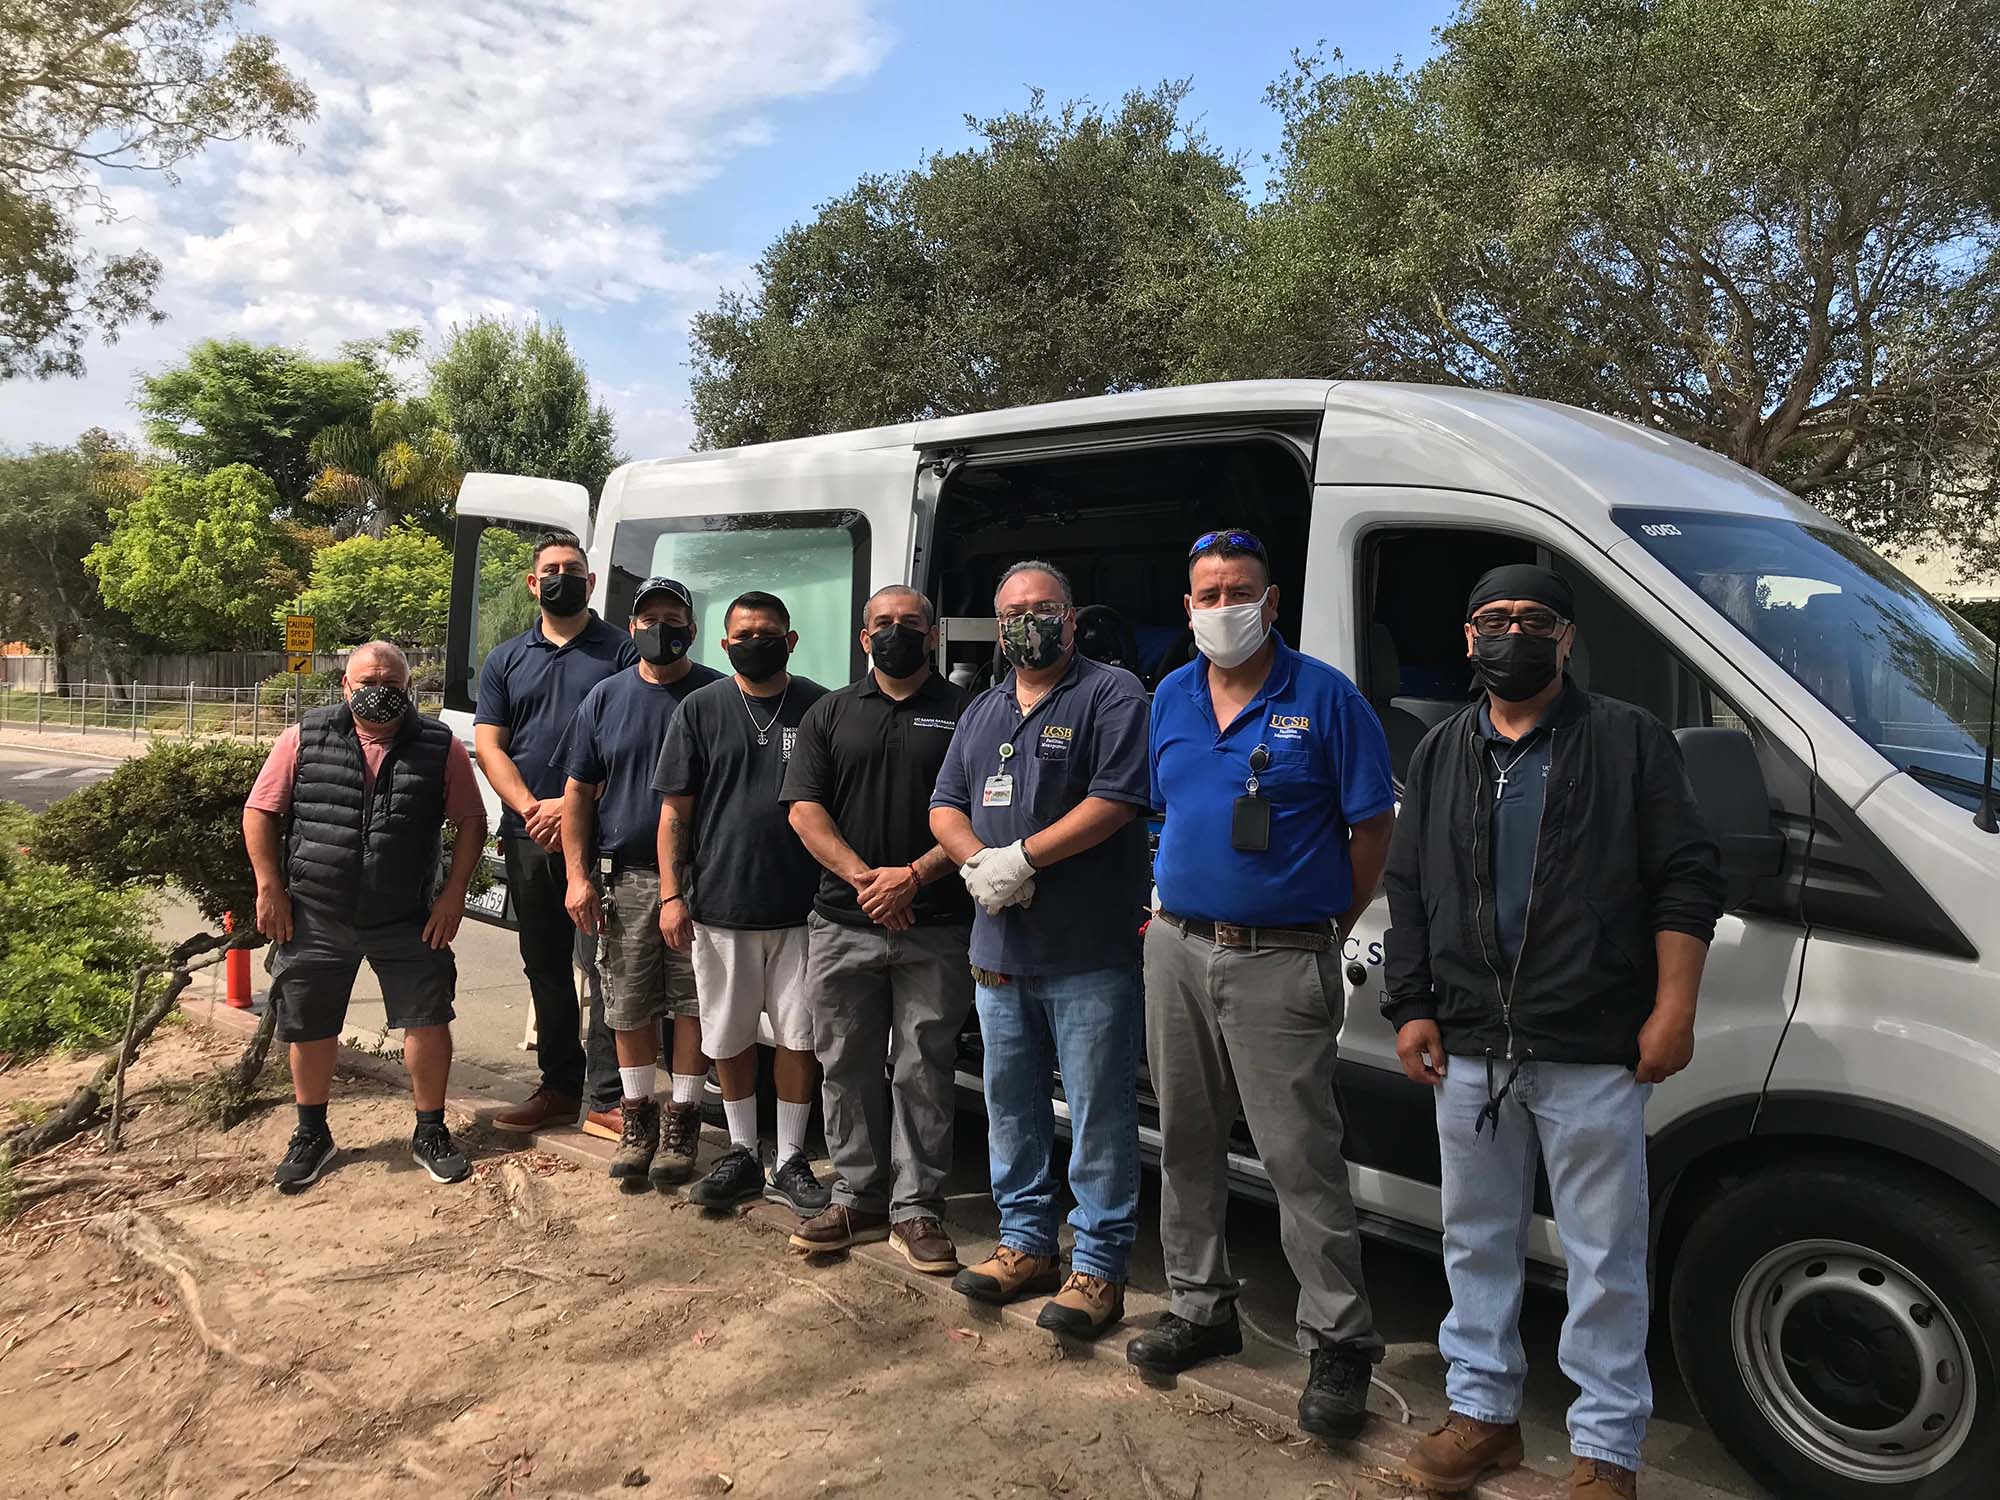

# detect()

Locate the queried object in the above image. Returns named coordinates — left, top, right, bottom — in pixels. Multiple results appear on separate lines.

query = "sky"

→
left=0, top=0, right=1457, bottom=462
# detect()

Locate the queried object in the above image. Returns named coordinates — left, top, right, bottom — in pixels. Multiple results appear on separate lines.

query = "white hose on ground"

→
left=1238, top=1304, right=1415, bottom=1425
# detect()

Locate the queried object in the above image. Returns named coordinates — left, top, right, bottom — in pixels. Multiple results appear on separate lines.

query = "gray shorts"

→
left=268, top=900, right=456, bottom=1043
left=601, top=866, right=699, bottom=1031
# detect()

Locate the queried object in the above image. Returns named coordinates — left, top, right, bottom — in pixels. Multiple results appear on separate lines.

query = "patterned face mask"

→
left=348, top=682, right=412, bottom=723
left=999, top=610, right=1068, bottom=671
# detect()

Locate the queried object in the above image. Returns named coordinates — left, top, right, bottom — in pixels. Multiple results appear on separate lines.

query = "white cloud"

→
left=1, top=0, right=889, bottom=455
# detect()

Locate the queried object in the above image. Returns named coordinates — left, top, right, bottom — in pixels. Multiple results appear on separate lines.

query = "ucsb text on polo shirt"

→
left=1151, top=634, right=1395, bottom=928
left=474, top=612, right=638, bottom=839
left=930, top=653, right=1153, bottom=976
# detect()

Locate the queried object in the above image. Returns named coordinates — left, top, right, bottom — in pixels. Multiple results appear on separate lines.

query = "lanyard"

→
left=994, top=679, right=1064, bottom=775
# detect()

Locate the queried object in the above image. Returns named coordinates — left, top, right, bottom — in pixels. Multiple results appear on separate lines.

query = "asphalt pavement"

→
left=0, top=740, right=120, bottom=812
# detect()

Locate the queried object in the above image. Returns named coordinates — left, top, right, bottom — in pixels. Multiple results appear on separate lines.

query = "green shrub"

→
left=0, top=806, right=159, bottom=1059
left=257, top=667, right=342, bottom=708
left=1943, top=596, right=2000, bottom=641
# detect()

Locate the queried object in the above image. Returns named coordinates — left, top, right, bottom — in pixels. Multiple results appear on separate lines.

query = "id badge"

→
left=982, top=773, right=1015, bottom=808
left=1231, top=794, right=1271, bottom=852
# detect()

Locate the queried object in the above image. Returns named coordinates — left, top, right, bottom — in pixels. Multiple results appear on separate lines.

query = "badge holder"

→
left=983, top=741, right=1016, bottom=808
left=1232, top=744, right=1271, bottom=852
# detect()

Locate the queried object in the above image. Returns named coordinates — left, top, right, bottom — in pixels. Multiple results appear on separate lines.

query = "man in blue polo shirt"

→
left=1126, top=529, right=1397, bottom=1445
left=930, top=559, right=1153, bottom=1340
left=474, top=530, right=637, bottom=1137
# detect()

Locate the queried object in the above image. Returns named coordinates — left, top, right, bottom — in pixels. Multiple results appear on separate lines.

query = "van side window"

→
left=470, top=523, right=540, bottom=701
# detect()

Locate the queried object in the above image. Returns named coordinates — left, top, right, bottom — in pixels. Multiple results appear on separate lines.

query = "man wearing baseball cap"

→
left=555, top=577, right=725, bottom=1188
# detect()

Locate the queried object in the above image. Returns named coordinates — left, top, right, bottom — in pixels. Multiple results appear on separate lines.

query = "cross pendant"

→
left=1494, top=771, right=1508, bottom=802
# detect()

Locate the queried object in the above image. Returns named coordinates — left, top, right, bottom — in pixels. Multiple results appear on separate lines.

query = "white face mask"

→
left=1190, top=589, right=1272, bottom=669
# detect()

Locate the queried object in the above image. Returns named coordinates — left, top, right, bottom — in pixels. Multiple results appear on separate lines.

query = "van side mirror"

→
left=1674, top=728, right=1786, bottom=912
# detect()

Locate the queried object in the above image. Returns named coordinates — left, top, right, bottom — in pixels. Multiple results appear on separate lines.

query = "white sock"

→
left=776, top=1099, right=811, bottom=1164
left=670, top=1072, right=704, bottom=1106
left=618, top=1064, right=654, bottom=1102
left=723, top=1095, right=758, bottom=1151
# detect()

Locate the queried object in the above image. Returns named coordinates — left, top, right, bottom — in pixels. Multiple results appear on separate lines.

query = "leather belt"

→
left=1156, top=910, right=1335, bottom=953
left=606, top=853, right=659, bottom=876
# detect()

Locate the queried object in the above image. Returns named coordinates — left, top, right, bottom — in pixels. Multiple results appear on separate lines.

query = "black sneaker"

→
left=609, top=1098, right=659, bottom=1189
left=1126, top=1309, right=1244, bottom=1374
left=411, top=1121, right=471, bottom=1184
left=273, top=1126, right=336, bottom=1194
left=687, top=1145, right=764, bottom=1210
left=1298, top=1344, right=1373, bottom=1441
left=765, top=1152, right=831, bottom=1217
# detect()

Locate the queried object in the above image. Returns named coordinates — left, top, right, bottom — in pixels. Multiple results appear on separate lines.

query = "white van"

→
left=440, top=380, right=2000, bottom=1500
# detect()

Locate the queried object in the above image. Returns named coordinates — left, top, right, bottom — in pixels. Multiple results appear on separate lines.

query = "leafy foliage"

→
left=0, top=806, right=159, bottom=1060
left=690, top=83, right=1242, bottom=449
left=34, top=738, right=265, bottom=925
left=475, top=525, right=537, bottom=650
left=430, top=319, right=619, bottom=498
left=293, top=525, right=452, bottom=646
left=84, top=462, right=305, bottom=651
left=306, top=395, right=461, bottom=539
left=0, top=0, right=314, bottom=379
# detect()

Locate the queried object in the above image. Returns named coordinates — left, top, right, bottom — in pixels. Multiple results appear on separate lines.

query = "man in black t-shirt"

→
left=780, top=587, right=973, bottom=1274
left=652, top=591, right=829, bottom=1219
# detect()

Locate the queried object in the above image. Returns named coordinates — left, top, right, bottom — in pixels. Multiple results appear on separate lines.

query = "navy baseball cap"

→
left=633, top=576, right=694, bottom=612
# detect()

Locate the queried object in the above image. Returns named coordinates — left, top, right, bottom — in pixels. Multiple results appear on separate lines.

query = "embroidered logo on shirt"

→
left=783, top=727, right=797, bottom=761
left=1037, top=724, right=1073, bottom=760
left=1268, top=712, right=1312, bottom=744
left=911, top=716, right=957, bottom=730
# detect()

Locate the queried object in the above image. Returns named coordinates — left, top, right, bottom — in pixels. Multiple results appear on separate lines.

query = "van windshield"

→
left=1616, top=509, right=1997, bottom=809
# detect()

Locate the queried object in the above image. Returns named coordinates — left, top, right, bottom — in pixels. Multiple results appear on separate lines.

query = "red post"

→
left=224, top=910, right=253, bottom=1009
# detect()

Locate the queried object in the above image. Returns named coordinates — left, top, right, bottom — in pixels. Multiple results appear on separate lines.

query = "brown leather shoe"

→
left=651, top=1101, right=702, bottom=1187
left=889, top=1216, right=960, bottom=1274
left=1035, top=1272, right=1125, bottom=1338
left=789, top=1203, right=890, bottom=1253
left=580, top=1104, right=621, bottom=1141
left=950, top=1244, right=1063, bottom=1304
left=491, top=1087, right=578, bottom=1134
left=1570, top=1457, right=1638, bottom=1498
left=1399, top=1411, right=1525, bottom=1493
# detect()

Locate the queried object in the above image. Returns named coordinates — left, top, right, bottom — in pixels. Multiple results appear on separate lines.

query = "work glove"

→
left=960, top=841, right=1036, bottom=914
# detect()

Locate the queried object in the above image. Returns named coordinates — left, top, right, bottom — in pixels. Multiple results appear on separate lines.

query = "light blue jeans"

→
left=1436, top=1059, right=1653, bottom=1471
left=975, top=966, right=1142, bottom=1282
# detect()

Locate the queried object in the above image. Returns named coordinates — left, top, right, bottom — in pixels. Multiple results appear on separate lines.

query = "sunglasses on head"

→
left=1189, top=529, right=1266, bottom=559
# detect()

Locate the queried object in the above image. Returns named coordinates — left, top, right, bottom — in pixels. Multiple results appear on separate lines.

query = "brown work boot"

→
left=608, top=1098, right=658, bottom=1188
left=491, top=1087, right=578, bottom=1134
left=1034, top=1272, right=1125, bottom=1338
left=651, top=1101, right=702, bottom=1188
left=950, top=1244, right=1063, bottom=1305
left=1399, top=1411, right=1525, bottom=1493
left=1570, top=1457, right=1638, bottom=1498
left=889, top=1216, right=960, bottom=1274
left=580, top=1103, right=622, bottom=1141
left=789, top=1203, right=891, bottom=1254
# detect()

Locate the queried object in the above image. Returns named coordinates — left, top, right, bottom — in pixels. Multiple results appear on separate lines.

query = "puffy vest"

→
left=285, top=703, right=453, bottom=927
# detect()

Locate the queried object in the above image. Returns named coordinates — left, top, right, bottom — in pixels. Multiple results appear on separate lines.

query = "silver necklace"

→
left=739, top=682, right=788, bottom=746
left=1488, top=738, right=1538, bottom=802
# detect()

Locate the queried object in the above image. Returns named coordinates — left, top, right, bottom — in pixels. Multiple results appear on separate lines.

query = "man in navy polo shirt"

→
left=474, top=529, right=637, bottom=1137
left=1126, top=529, right=1396, bottom=1445
left=929, top=559, right=1152, bottom=1340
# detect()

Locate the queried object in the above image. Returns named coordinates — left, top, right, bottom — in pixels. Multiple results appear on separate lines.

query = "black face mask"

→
left=634, top=623, right=694, bottom=667
left=1470, top=631, right=1563, bottom=702
left=867, top=623, right=929, bottom=679
left=727, top=635, right=790, bottom=684
left=537, top=571, right=587, bottom=618
left=348, top=683, right=412, bottom=724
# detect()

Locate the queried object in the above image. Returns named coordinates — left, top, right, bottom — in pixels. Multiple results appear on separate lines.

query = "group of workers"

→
left=241, top=525, right=1722, bottom=1500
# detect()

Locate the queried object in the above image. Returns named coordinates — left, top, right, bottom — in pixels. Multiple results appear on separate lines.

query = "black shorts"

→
left=267, top=900, right=457, bottom=1044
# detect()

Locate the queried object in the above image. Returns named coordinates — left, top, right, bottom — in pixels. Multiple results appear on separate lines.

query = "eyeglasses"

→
left=998, top=602, right=1069, bottom=623
left=1469, top=608, right=1568, bottom=639
left=1189, top=529, right=1266, bottom=559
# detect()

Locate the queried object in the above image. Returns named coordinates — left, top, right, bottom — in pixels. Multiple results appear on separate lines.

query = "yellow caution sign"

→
left=287, top=653, right=313, bottom=674
left=284, top=614, right=316, bottom=653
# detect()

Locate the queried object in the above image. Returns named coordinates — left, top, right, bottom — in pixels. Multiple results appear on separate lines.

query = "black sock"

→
left=416, top=1107, right=445, bottom=1129
left=297, top=1101, right=328, bottom=1134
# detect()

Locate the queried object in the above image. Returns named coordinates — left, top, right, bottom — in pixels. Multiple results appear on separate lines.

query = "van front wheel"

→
left=1668, top=1160, right=2000, bottom=1500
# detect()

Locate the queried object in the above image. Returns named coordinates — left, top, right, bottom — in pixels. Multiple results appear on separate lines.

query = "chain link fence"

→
left=0, top=682, right=448, bottom=742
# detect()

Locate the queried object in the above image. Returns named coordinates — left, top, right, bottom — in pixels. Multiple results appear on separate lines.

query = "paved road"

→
left=0, top=742, right=119, bottom=812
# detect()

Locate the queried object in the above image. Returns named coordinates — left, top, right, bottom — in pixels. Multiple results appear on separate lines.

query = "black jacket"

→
left=1382, top=680, right=1724, bottom=1067
left=286, top=703, right=453, bottom=927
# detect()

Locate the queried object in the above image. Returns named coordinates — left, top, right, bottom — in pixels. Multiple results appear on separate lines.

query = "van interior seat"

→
left=1368, top=623, right=1440, bottom=774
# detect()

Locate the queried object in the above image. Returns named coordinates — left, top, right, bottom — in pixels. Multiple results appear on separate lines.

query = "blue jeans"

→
left=975, top=966, right=1142, bottom=1282
left=1436, top=1059, right=1653, bottom=1471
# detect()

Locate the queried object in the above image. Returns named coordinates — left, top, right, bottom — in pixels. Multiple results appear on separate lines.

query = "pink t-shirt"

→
left=246, top=722, right=484, bottom=822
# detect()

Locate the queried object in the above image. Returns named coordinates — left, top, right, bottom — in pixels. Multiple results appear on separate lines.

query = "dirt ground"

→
left=0, top=1024, right=1411, bottom=1500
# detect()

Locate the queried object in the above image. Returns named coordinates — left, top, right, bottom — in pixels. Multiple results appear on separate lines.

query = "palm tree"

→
left=307, top=396, right=461, bottom=540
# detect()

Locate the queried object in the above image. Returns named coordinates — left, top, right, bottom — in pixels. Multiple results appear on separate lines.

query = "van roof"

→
left=614, top=379, right=1828, bottom=530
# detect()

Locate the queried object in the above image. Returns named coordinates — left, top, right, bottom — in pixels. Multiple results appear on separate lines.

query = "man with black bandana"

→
left=781, top=586, right=973, bottom=1274
left=1383, top=564, right=1723, bottom=1500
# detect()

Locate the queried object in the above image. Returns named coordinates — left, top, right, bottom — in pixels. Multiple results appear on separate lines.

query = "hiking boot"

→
left=687, top=1145, right=764, bottom=1210
left=1126, top=1309, right=1243, bottom=1374
left=581, top=1103, right=622, bottom=1141
left=1570, top=1457, right=1638, bottom=1499
left=789, top=1203, right=891, bottom=1254
left=1036, top=1272, right=1125, bottom=1338
left=1298, top=1344, right=1372, bottom=1441
left=766, top=1153, right=831, bottom=1216
left=273, top=1125, right=336, bottom=1194
left=889, top=1216, right=959, bottom=1274
left=651, top=1101, right=702, bottom=1188
left=609, top=1098, right=659, bottom=1188
left=1399, top=1411, right=1525, bottom=1492
left=491, top=1087, right=577, bottom=1133
left=410, top=1122, right=471, bottom=1184
left=951, top=1245, right=1064, bottom=1305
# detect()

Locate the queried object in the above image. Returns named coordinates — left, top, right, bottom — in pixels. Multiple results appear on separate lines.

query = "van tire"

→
left=1668, top=1158, right=2000, bottom=1500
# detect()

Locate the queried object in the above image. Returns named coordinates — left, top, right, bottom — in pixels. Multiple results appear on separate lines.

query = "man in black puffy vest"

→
left=244, top=641, right=488, bottom=1193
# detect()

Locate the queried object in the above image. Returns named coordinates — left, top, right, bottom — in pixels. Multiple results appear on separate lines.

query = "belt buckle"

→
left=1213, top=922, right=1249, bottom=949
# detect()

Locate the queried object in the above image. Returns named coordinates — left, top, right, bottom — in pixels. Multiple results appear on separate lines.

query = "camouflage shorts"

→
left=600, top=865, right=699, bottom=1031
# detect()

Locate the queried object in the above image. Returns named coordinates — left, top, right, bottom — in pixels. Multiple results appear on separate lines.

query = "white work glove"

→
left=960, top=841, right=1036, bottom=914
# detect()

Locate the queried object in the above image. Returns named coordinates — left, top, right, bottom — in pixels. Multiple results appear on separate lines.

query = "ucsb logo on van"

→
left=1269, top=712, right=1311, bottom=743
